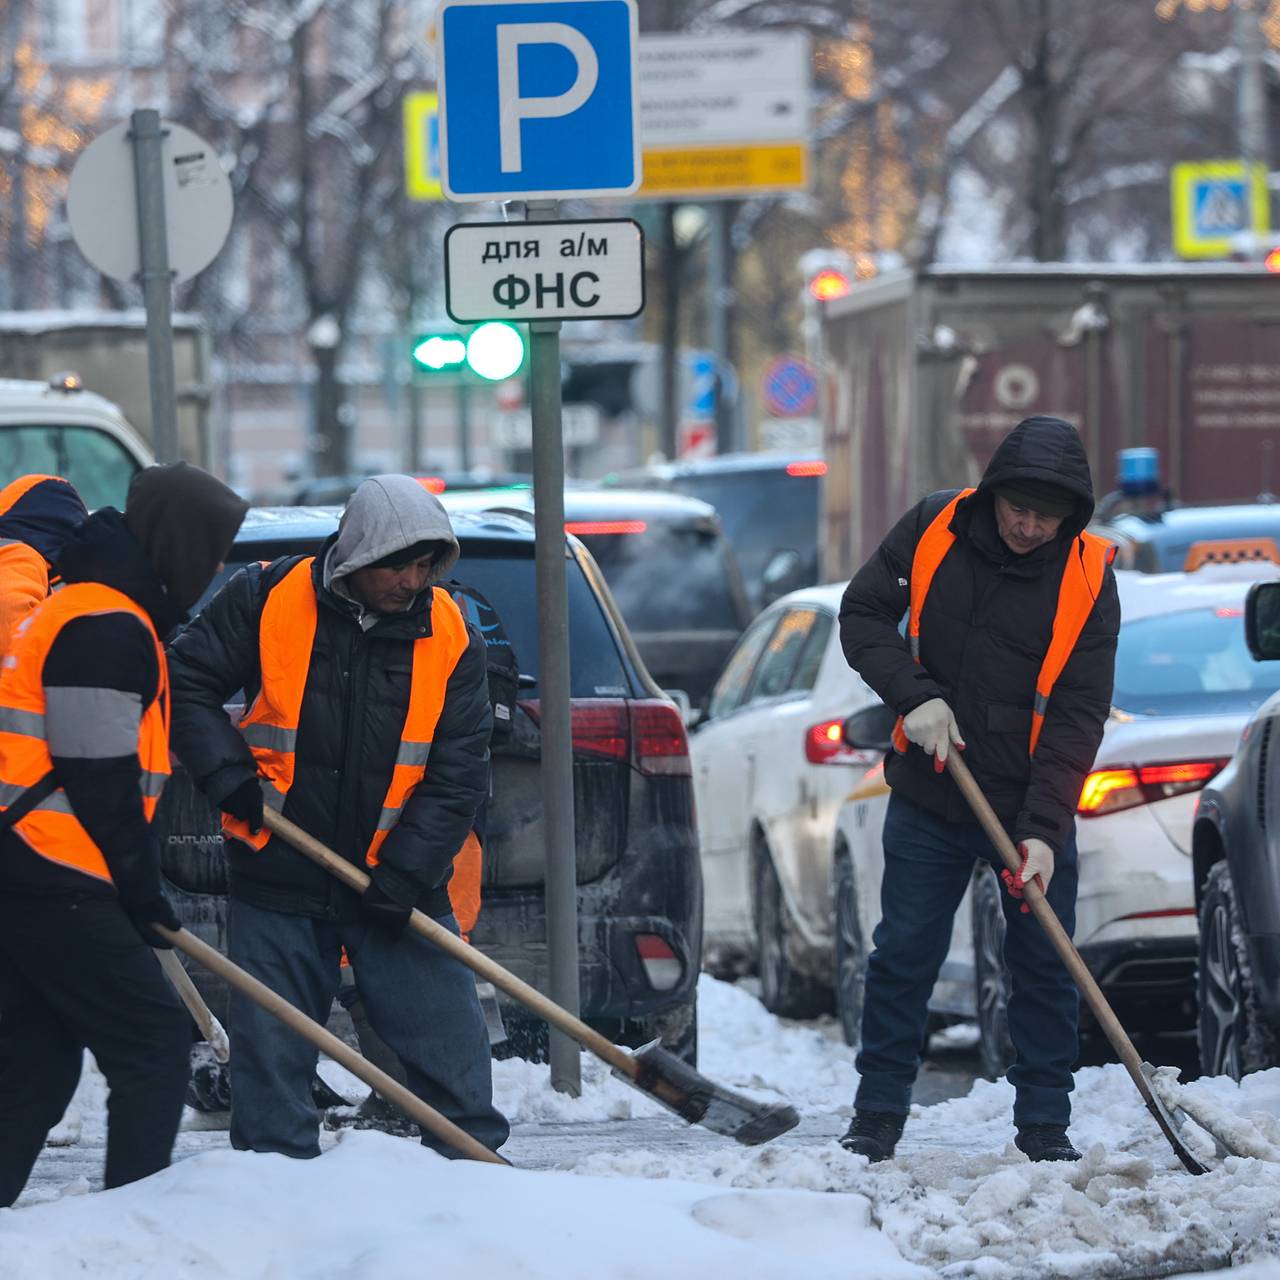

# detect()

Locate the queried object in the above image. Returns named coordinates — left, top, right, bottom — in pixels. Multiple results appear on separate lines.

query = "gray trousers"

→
left=226, top=899, right=509, bottom=1158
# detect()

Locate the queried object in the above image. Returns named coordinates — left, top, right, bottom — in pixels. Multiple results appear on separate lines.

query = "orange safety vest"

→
left=894, top=488, right=1114, bottom=757
left=223, top=558, right=472, bottom=870
left=0, top=584, right=170, bottom=882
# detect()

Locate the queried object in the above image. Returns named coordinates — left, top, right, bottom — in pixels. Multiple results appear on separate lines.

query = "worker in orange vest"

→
left=167, top=475, right=508, bottom=1160
left=0, top=474, right=88, bottom=655
left=0, top=463, right=246, bottom=1206
left=837, top=416, right=1119, bottom=1166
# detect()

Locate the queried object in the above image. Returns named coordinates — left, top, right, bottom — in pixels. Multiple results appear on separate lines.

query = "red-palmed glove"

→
left=1000, top=839, right=1054, bottom=914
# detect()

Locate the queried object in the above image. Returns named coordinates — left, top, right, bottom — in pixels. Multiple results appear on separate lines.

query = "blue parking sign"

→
left=437, top=0, right=640, bottom=202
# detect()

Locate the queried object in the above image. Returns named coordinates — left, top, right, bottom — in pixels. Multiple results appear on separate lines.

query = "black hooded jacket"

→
left=0, top=509, right=186, bottom=903
left=838, top=416, right=1120, bottom=853
left=166, top=537, right=492, bottom=922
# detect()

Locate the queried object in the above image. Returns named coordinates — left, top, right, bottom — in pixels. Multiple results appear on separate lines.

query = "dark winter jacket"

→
left=839, top=416, right=1120, bottom=854
left=0, top=509, right=184, bottom=905
left=167, top=503, right=492, bottom=922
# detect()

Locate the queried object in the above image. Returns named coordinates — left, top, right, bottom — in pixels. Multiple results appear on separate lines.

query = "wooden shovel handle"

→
left=159, top=923, right=506, bottom=1165
left=261, top=808, right=640, bottom=1081
left=156, top=948, right=230, bottom=1062
left=946, top=752, right=1150, bottom=1086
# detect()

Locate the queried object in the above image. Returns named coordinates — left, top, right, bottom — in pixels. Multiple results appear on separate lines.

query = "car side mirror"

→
left=760, top=548, right=804, bottom=607
left=1246, top=580, right=1280, bottom=661
left=842, top=702, right=897, bottom=752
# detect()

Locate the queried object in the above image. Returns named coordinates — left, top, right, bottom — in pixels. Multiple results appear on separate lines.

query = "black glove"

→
left=220, top=777, right=264, bottom=835
left=124, top=890, right=181, bottom=950
left=360, top=869, right=414, bottom=940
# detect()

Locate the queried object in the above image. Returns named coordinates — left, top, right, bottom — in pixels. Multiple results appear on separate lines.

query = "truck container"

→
left=820, top=265, right=1280, bottom=579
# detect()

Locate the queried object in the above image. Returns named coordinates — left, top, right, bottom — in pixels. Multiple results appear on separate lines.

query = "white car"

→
left=689, top=583, right=879, bottom=1017
left=830, top=563, right=1280, bottom=1075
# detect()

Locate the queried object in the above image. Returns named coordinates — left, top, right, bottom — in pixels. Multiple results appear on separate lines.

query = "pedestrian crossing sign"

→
left=1171, top=159, right=1269, bottom=259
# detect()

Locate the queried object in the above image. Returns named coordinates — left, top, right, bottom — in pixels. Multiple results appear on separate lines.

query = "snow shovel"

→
left=155, top=949, right=230, bottom=1063
left=155, top=923, right=508, bottom=1166
left=262, top=807, right=800, bottom=1147
left=946, top=751, right=1217, bottom=1175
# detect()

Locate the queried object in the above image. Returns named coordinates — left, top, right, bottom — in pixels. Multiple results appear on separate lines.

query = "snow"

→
left=5, top=975, right=1280, bottom=1279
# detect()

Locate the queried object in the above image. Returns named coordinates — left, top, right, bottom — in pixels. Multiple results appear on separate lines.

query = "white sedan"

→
left=690, top=583, right=879, bottom=1017
left=830, top=564, right=1280, bottom=1075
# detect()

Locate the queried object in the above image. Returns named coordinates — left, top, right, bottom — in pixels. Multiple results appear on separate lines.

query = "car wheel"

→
left=1198, top=862, right=1279, bottom=1080
left=755, top=849, right=832, bottom=1020
left=972, top=866, right=1015, bottom=1081
left=833, top=845, right=866, bottom=1047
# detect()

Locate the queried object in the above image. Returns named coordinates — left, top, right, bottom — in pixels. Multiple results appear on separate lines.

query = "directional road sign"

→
left=1171, top=159, right=1269, bottom=260
left=403, top=91, right=444, bottom=201
left=436, top=0, right=640, bottom=202
left=444, top=218, right=644, bottom=322
left=638, top=32, right=810, bottom=199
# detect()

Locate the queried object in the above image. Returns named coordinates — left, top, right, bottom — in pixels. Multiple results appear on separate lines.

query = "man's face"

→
left=993, top=494, right=1066, bottom=555
left=345, top=554, right=436, bottom=613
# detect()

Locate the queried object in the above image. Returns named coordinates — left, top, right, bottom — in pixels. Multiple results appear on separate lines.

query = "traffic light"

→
left=410, top=323, right=525, bottom=380
left=411, top=332, right=467, bottom=372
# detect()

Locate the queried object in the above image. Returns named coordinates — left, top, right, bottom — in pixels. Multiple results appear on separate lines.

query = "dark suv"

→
left=1192, top=578, right=1280, bottom=1079
left=156, top=506, right=702, bottom=1061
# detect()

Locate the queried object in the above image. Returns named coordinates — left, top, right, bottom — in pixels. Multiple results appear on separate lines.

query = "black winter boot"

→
left=838, top=1110, right=906, bottom=1162
left=1015, top=1124, right=1082, bottom=1163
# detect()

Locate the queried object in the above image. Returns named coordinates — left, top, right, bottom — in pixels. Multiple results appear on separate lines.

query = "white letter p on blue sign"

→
left=437, top=0, right=639, bottom=202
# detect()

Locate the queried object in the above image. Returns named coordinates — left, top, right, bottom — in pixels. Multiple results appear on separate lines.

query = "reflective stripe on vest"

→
left=0, top=584, right=171, bottom=883
left=894, top=489, right=1114, bottom=758
left=223, top=558, right=472, bottom=864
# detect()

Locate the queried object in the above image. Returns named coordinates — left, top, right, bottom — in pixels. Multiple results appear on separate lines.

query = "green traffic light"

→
left=466, top=322, right=525, bottom=381
left=412, top=333, right=467, bottom=371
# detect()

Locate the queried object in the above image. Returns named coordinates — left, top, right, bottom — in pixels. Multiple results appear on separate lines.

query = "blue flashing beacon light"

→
left=1117, top=447, right=1161, bottom=497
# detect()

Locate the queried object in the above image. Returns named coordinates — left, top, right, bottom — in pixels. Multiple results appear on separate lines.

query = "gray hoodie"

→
left=324, top=474, right=461, bottom=590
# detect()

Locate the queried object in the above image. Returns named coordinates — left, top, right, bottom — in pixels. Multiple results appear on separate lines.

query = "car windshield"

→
left=1113, top=605, right=1280, bottom=716
left=0, top=423, right=140, bottom=509
left=198, top=539, right=633, bottom=700
left=667, top=470, right=820, bottom=591
left=571, top=524, right=743, bottom=632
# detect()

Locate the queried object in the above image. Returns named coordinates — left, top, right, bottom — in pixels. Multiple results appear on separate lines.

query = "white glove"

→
left=1001, top=838, right=1054, bottom=913
left=901, top=697, right=965, bottom=767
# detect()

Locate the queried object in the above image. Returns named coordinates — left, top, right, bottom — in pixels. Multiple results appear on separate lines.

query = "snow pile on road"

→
left=0, top=1129, right=922, bottom=1280
left=578, top=1044, right=1280, bottom=1278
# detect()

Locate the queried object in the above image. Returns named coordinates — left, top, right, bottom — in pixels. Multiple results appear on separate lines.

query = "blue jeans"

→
left=227, top=900, right=509, bottom=1158
left=855, top=793, right=1080, bottom=1128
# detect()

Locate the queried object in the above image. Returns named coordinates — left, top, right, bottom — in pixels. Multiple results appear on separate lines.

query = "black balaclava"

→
left=124, top=462, right=249, bottom=611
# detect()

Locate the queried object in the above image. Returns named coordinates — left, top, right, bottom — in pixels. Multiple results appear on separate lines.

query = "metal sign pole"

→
left=527, top=198, right=582, bottom=1096
left=128, top=108, right=179, bottom=464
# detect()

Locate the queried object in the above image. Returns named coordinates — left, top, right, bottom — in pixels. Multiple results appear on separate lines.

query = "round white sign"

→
left=67, top=120, right=233, bottom=284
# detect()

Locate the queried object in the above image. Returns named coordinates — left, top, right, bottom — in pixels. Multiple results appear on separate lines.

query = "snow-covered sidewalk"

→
left=4, top=975, right=1280, bottom=1278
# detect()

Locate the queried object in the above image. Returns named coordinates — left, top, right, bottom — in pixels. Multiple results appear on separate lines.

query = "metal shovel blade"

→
left=1140, top=1062, right=1238, bottom=1166
left=622, top=1041, right=800, bottom=1146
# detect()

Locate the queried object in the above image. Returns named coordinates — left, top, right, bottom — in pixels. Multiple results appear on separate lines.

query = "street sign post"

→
left=1171, top=160, right=1269, bottom=259
left=445, top=219, right=644, bottom=323
left=637, top=32, right=810, bottom=200
left=67, top=114, right=232, bottom=463
left=437, top=0, right=642, bottom=1095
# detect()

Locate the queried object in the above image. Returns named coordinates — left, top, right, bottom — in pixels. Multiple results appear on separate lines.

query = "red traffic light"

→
left=808, top=268, right=852, bottom=302
left=1265, top=247, right=1280, bottom=273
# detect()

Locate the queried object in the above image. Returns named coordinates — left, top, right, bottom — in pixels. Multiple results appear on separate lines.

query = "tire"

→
left=972, top=866, right=1015, bottom=1081
left=833, top=845, right=867, bottom=1046
left=755, top=848, right=832, bottom=1020
left=1197, top=862, right=1279, bottom=1080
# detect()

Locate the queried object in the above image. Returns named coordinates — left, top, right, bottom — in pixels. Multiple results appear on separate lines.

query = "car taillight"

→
left=634, top=933, right=683, bottom=990
left=630, top=699, right=691, bottom=776
left=786, top=460, right=827, bottom=477
left=521, top=697, right=690, bottom=776
left=804, top=717, right=865, bottom=765
left=1077, top=758, right=1228, bottom=817
left=564, top=519, right=647, bottom=535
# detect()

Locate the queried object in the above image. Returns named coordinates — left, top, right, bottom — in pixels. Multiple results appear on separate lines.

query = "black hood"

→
left=0, top=475, right=87, bottom=564
left=975, top=416, right=1095, bottom=538
left=55, top=508, right=186, bottom=639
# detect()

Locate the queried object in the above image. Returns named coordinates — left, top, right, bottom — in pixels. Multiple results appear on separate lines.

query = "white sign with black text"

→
left=445, top=219, right=645, bottom=323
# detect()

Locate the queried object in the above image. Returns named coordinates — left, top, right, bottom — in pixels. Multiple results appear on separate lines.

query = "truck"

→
left=0, top=310, right=214, bottom=473
left=819, top=264, right=1280, bottom=579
